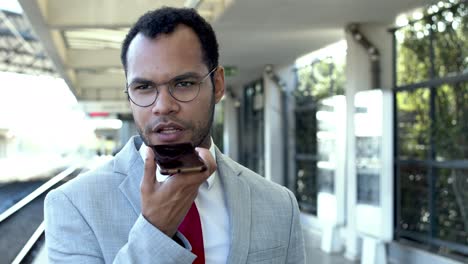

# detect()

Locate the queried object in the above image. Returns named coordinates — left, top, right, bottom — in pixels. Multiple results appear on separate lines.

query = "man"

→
left=45, top=7, right=305, bottom=263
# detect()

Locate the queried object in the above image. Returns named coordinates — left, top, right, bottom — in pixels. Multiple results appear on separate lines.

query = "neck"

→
left=198, top=134, right=211, bottom=149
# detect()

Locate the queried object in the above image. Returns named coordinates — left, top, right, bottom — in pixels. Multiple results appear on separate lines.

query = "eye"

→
left=133, top=84, right=153, bottom=91
left=175, top=80, right=197, bottom=88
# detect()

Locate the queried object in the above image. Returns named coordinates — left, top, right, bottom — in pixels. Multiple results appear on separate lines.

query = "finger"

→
left=141, top=147, right=157, bottom=194
left=195, top=147, right=217, bottom=176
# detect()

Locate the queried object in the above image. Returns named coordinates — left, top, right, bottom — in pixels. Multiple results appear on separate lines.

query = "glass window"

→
left=432, top=9, right=468, bottom=78
left=239, top=80, right=264, bottom=176
left=212, top=100, right=224, bottom=152
left=435, top=168, right=468, bottom=245
left=394, top=0, right=468, bottom=257
left=395, top=21, right=431, bottom=86
left=293, top=55, right=345, bottom=214
left=396, top=88, right=431, bottom=160
left=398, top=164, right=429, bottom=235
left=434, top=83, right=468, bottom=161
left=295, top=109, right=318, bottom=154
left=296, top=159, right=318, bottom=214
left=356, top=136, right=382, bottom=205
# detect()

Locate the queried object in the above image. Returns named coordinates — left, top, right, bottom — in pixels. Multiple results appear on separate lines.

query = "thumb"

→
left=195, top=147, right=217, bottom=176
left=141, top=147, right=158, bottom=194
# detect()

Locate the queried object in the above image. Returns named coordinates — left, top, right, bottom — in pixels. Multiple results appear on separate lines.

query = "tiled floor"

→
left=306, top=246, right=357, bottom=264
left=303, top=229, right=356, bottom=264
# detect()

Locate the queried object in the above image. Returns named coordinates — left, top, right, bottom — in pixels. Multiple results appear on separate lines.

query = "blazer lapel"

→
left=216, top=149, right=251, bottom=264
left=117, top=136, right=144, bottom=216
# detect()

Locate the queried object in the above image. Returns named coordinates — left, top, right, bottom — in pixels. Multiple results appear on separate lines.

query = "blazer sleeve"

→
left=285, top=188, right=307, bottom=263
left=44, top=188, right=196, bottom=264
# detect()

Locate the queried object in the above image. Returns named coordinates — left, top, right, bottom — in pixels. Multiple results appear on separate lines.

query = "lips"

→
left=153, top=122, right=184, bottom=133
left=159, top=128, right=181, bottom=134
left=152, top=122, right=186, bottom=143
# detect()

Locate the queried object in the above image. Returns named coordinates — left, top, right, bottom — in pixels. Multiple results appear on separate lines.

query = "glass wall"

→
left=394, top=0, right=468, bottom=256
left=239, top=80, right=265, bottom=176
left=212, top=100, right=224, bottom=152
left=294, top=55, right=345, bottom=215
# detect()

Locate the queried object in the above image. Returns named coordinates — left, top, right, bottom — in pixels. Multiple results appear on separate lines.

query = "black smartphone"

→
left=150, top=142, right=207, bottom=175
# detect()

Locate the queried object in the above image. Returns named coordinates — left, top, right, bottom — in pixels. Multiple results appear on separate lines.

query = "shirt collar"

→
left=139, top=139, right=217, bottom=189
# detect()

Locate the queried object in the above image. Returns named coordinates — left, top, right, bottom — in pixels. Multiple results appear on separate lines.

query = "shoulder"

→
left=48, top=157, right=124, bottom=204
left=242, top=164, right=295, bottom=206
left=218, top=153, right=295, bottom=209
left=55, top=136, right=142, bottom=196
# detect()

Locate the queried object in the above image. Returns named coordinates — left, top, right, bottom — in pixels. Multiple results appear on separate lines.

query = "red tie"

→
left=178, top=203, right=205, bottom=263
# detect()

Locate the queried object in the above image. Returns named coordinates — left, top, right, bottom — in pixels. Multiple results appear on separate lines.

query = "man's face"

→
left=126, top=25, right=224, bottom=148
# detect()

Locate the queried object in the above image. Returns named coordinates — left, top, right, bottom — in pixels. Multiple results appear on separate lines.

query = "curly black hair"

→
left=120, top=7, right=219, bottom=74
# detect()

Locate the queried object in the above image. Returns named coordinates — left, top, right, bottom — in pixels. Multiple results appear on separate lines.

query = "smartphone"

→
left=150, top=142, right=207, bottom=175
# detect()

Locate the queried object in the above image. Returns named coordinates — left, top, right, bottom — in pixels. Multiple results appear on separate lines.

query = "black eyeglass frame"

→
left=125, top=67, right=218, bottom=107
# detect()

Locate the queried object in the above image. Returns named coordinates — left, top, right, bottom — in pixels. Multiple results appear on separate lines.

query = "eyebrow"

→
left=127, top=78, right=154, bottom=88
left=127, top=72, right=203, bottom=87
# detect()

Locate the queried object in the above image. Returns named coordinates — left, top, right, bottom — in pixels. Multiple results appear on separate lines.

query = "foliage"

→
left=294, top=56, right=346, bottom=214
left=395, top=0, right=468, bottom=252
left=212, top=100, right=224, bottom=152
left=295, top=57, right=345, bottom=107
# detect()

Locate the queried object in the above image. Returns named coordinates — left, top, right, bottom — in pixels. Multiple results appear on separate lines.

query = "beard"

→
left=135, top=93, right=216, bottom=149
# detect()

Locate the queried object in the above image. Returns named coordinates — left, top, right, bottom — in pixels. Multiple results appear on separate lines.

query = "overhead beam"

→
left=77, top=71, right=126, bottom=90
left=79, top=88, right=127, bottom=101
left=68, top=49, right=121, bottom=69
left=79, top=100, right=131, bottom=114
left=44, top=0, right=185, bottom=29
left=18, top=0, right=76, bottom=94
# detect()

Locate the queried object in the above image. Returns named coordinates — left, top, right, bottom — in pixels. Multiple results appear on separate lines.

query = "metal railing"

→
left=0, top=165, right=80, bottom=264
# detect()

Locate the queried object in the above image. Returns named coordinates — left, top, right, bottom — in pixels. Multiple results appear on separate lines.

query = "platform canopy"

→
left=0, top=9, right=56, bottom=76
left=17, top=0, right=429, bottom=103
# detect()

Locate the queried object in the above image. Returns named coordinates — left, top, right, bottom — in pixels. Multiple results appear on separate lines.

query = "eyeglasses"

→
left=125, top=67, right=217, bottom=107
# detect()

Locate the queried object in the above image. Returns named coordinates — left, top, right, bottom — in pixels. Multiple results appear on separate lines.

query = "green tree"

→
left=294, top=56, right=345, bottom=214
left=395, top=0, right=468, bottom=251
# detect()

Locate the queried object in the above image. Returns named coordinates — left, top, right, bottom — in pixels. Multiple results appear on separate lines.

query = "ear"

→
left=213, top=66, right=225, bottom=104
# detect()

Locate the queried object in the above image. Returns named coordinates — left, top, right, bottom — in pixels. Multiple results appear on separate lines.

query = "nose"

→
left=151, top=86, right=179, bottom=115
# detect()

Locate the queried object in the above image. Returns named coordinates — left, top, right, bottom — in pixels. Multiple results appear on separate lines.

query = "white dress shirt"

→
left=139, top=140, right=230, bottom=263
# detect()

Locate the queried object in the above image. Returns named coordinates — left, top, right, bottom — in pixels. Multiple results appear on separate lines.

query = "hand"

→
left=140, top=147, right=217, bottom=237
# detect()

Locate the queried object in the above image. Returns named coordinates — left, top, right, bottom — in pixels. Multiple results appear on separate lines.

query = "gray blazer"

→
left=45, top=136, right=305, bottom=263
